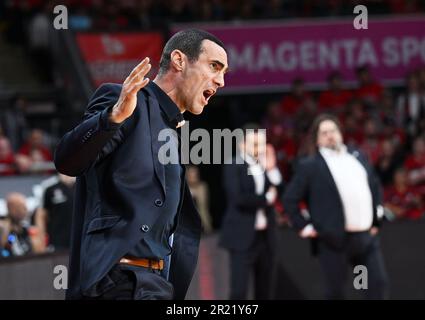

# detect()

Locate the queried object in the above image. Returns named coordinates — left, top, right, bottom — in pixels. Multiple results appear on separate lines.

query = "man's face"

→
left=244, top=132, right=266, bottom=160
left=7, top=194, right=28, bottom=222
left=179, top=40, right=228, bottom=114
left=317, top=120, right=343, bottom=150
left=29, top=130, right=43, bottom=147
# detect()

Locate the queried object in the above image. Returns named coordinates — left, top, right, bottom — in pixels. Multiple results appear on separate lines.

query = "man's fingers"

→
left=128, top=78, right=150, bottom=94
left=134, top=62, right=152, bottom=79
left=126, top=57, right=150, bottom=81
left=125, top=63, right=151, bottom=86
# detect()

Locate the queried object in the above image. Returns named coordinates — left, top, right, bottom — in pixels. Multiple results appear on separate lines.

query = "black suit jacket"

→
left=219, top=156, right=284, bottom=251
left=283, top=147, right=382, bottom=249
left=54, top=83, right=201, bottom=299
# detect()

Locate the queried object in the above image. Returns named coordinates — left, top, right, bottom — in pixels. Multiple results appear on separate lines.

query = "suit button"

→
left=154, top=199, right=163, bottom=207
left=141, top=225, right=150, bottom=232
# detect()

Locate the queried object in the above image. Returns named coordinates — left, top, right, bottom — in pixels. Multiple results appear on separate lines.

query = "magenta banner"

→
left=174, top=16, right=425, bottom=93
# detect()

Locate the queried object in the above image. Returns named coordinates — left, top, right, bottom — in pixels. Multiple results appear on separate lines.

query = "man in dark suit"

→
left=283, top=114, right=389, bottom=299
left=54, top=29, right=228, bottom=300
left=220, top=128, right=283, bottom=299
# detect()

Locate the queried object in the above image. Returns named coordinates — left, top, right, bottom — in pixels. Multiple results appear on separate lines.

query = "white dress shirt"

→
left=245, top=155, right=282, bottom=230
left=319, top=145, right=373, bottom=232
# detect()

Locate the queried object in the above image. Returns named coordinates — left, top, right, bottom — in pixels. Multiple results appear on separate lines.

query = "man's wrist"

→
left=109, top=104, right=124, bottom=124
left=265, top=190, right=275, bottom=204
left=101, top=105, right=122, bottom=131
left=266, top=167, right=282, bottom=185
left=300, top=224, right=315, bottom=237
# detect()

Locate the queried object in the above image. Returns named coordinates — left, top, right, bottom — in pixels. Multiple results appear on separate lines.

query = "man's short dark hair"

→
left=310, top=113, right=343, bottom=145
left=158, top=29, right=226, bottom=75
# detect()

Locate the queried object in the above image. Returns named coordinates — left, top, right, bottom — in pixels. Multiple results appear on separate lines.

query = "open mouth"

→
left=202, top=89, right=215, bottom=102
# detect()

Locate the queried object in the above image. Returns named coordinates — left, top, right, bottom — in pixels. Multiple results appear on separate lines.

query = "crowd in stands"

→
left=0, top=173, right=75, bottom=258
left=1, top=0, right=424, bottom=38
left=263, top=65, right=425, bottom=221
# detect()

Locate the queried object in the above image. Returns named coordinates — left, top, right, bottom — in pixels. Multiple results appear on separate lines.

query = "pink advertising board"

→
left=174, top=16, right=425, bottom=93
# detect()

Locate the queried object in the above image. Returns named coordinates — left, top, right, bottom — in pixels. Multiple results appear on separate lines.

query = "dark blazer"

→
left=219, top=156, right=283, bottom=251
left=54, top=83, right=201, bottom=300
left=283, top=147, right=382, bottom=249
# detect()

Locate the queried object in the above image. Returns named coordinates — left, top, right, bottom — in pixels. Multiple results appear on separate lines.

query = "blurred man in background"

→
left=283, top=114, right=388, bottom=300
left=186, top=165, right=213, bottom=234
left=35, top=173, right=75, bottom=252
left=220, top=127, right=283, bottom=300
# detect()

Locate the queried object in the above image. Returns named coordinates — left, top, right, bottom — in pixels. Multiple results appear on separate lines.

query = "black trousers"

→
left=317, top=231, right=389, bottom=300
left=228, top=230, right=275, bottom=300
left=84, top=264, right=174, bottom=300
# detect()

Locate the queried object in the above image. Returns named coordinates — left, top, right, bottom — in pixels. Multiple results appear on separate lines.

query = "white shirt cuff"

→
left=265, top=190, right=275, bottom=204
left=300, top=224, right=315, bottom=237
left=376, top=205, right=384, bottom=219
left=266, top=167, right=282, bottom=185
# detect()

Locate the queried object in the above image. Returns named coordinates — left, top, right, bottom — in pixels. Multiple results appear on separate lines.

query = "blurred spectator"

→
left=163, top=0, right=194, bottom=22
left=16, top=129, right=54, bottom=174
left=418, top=66, right=425, bottom=92
left=261, top=0, right=286, bottom=19
left=396, top=71, right=425, bottom=138
left=318, top=71, right=353, bottom=113
left=294, top=97, right=318, bottom=134
left=34, top=173, right=75, bottom=251
left=342, top=98, right=368, bottom=144
left=0, top=136, right=17, bottom=175
left=3, top=1, right=32, bottom=45
left=404, top=136, right=425, bottom=186
left=186, top=165, right=213, bottom=234
left=355, top=65, right=384, bottom=107
left=389, top=0, right=423, bottom=14
left=378, top=90, right=406, bottom=146
left=280, top=78, right=312, bottom=116
left=283, top=114, right=388, bottom=300
left=359, top=118, right=383, bottom=166
left=0, top=192, right=43, bottom=257
left=134, top=0, right=157, bottom=29
left=375, top=138, right=404, bottom=186
left=263, top=101, right=287, bottom=145
left=341, top=111, right=363, bottom=146
left=238, top=1, right=256, bottom=20
left=378, top=89, right=396, bottom=122
left=384, top=167, right=424, bottom=220
left=0, top=95, right=29, bottom=152
left=93, top=1, right=130, bottom=30
left=263, top=101, right=297, bottom=179
left=2, top=0, right=424, bottom=38
left=28, top=2, right=54, bottom=82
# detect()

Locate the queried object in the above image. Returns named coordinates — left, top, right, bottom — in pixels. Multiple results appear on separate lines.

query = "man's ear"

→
left=170, top=49, right=185, bottom=71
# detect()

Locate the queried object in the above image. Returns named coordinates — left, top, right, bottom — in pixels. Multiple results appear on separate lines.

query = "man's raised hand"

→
left=110, top=57, right=152, bottom=124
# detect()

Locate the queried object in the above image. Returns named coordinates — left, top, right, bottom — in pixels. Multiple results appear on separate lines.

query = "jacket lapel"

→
left=316, top=152, right=341, bottom=196
left=145, top=91, right=166, bottom=197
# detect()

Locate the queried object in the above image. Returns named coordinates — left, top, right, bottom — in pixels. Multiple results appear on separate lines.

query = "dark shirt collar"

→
left=148, top=81, right=185, bottom=128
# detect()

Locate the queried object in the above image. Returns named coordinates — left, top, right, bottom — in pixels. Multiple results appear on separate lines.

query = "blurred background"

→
left=0, top=0, right=424, bottom=300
